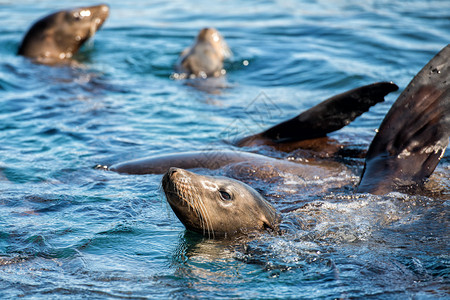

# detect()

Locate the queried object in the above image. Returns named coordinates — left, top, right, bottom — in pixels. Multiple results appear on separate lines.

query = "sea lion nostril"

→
left=101, top=4, right=109, bottom=13
left=168, top=167, right=178, bottom=176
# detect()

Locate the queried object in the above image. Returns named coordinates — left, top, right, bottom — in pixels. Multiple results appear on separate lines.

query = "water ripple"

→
left=0, top=0, right=448, bottom=298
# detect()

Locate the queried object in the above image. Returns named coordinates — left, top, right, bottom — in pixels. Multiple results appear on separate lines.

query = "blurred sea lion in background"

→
left=18, top=4, right=109, bottom=64
left=174, top=27, right=231, bottom=79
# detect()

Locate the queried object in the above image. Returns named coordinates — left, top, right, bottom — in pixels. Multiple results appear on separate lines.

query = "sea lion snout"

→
left=163, top=167, right=191, bottom=189
left=86, top=4, right=110, bottom=27
left=162, top=167, right=194, bottom=206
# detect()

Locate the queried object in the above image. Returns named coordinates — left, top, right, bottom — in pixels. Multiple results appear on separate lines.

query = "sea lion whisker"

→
left=187, top=183, right=213, bottom=238
left=191, top=190, right=214, bottom=238
left=189, top=185, right=210, bottom=236
left=158, top=181, right=172, bottom=212
left=183, top=190, right=196, bottom=212
left=196, top=198, right=210, bottom=237
left=198, top=189, right=214, bottom=238
left=172, top=183, right=196, bottom=215
left=195, top=189, right=214, bottom=238
left=179, top=184, right=211, bottom=236
left=89, top=22, right=97, bottom=38
left=185, top=188, right=203, bottom=222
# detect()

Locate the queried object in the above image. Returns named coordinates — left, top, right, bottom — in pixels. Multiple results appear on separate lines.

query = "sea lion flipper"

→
left=358, top=45, right=450, bottom=194
left=237, top=82, right=398, bottom=146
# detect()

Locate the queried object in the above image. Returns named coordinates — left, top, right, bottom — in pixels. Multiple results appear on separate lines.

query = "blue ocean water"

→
left=0, top=0, right=449, bottom=298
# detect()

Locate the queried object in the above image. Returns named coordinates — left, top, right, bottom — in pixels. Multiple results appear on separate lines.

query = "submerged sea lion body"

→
left=109, top=150, right=257, bottom=175
left=18, top=4, right=109, bottom=64
left=109, top=149, right=344, bottom=180
left=175, top=28, right=231, bottom=79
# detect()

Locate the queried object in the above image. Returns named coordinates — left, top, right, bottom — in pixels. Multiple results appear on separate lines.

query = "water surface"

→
left=0, top=0, right=449, bottom=298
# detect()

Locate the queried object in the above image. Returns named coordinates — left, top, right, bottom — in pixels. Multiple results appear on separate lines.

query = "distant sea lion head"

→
left=162, top=168, right=280, bottom=238
left=18, top=4, right=109, bottom=63
left=196, top=27, right=231, bottom=61
left=175, top=27, right=231, bottom=78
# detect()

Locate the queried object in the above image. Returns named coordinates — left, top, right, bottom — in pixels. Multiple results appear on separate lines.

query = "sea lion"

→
left=174, top=28, right=231, bottom=79
left=18, top=4, right=109, bottom=64
left=162, top=167, right=280, bottom=238
left=357, top=44, right=450, bottom=194
left=160, top=45, right=449, bottom=237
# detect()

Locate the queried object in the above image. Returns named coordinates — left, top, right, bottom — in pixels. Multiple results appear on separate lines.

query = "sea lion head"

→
left=162, top=168, right=280, bottom=238
left=18, top=4, right=110, bottom=63
left=195, top=27, right=231, bottom=61
left=175, top=27, right=231, bottom=78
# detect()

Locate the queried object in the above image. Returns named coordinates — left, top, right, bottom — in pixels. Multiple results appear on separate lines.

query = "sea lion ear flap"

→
left=358, top=45, right=450, bottom=195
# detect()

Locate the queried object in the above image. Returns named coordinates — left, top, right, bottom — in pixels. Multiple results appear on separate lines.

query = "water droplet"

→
left=80, top=10, right=91, bottom=17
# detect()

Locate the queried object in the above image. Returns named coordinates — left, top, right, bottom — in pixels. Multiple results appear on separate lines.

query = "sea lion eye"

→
left=219, top=190, right=232, bottom=201
left=73, top=12, right=82, bottom=21
left=79, top=10, right=91, bottom=17
left=73, top=10, right=90, bottom=21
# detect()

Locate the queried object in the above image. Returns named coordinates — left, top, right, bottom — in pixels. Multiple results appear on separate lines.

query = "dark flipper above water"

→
left=236, top=82, right=399, bottom=147
left=358, top=45, right=450, bottom=195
